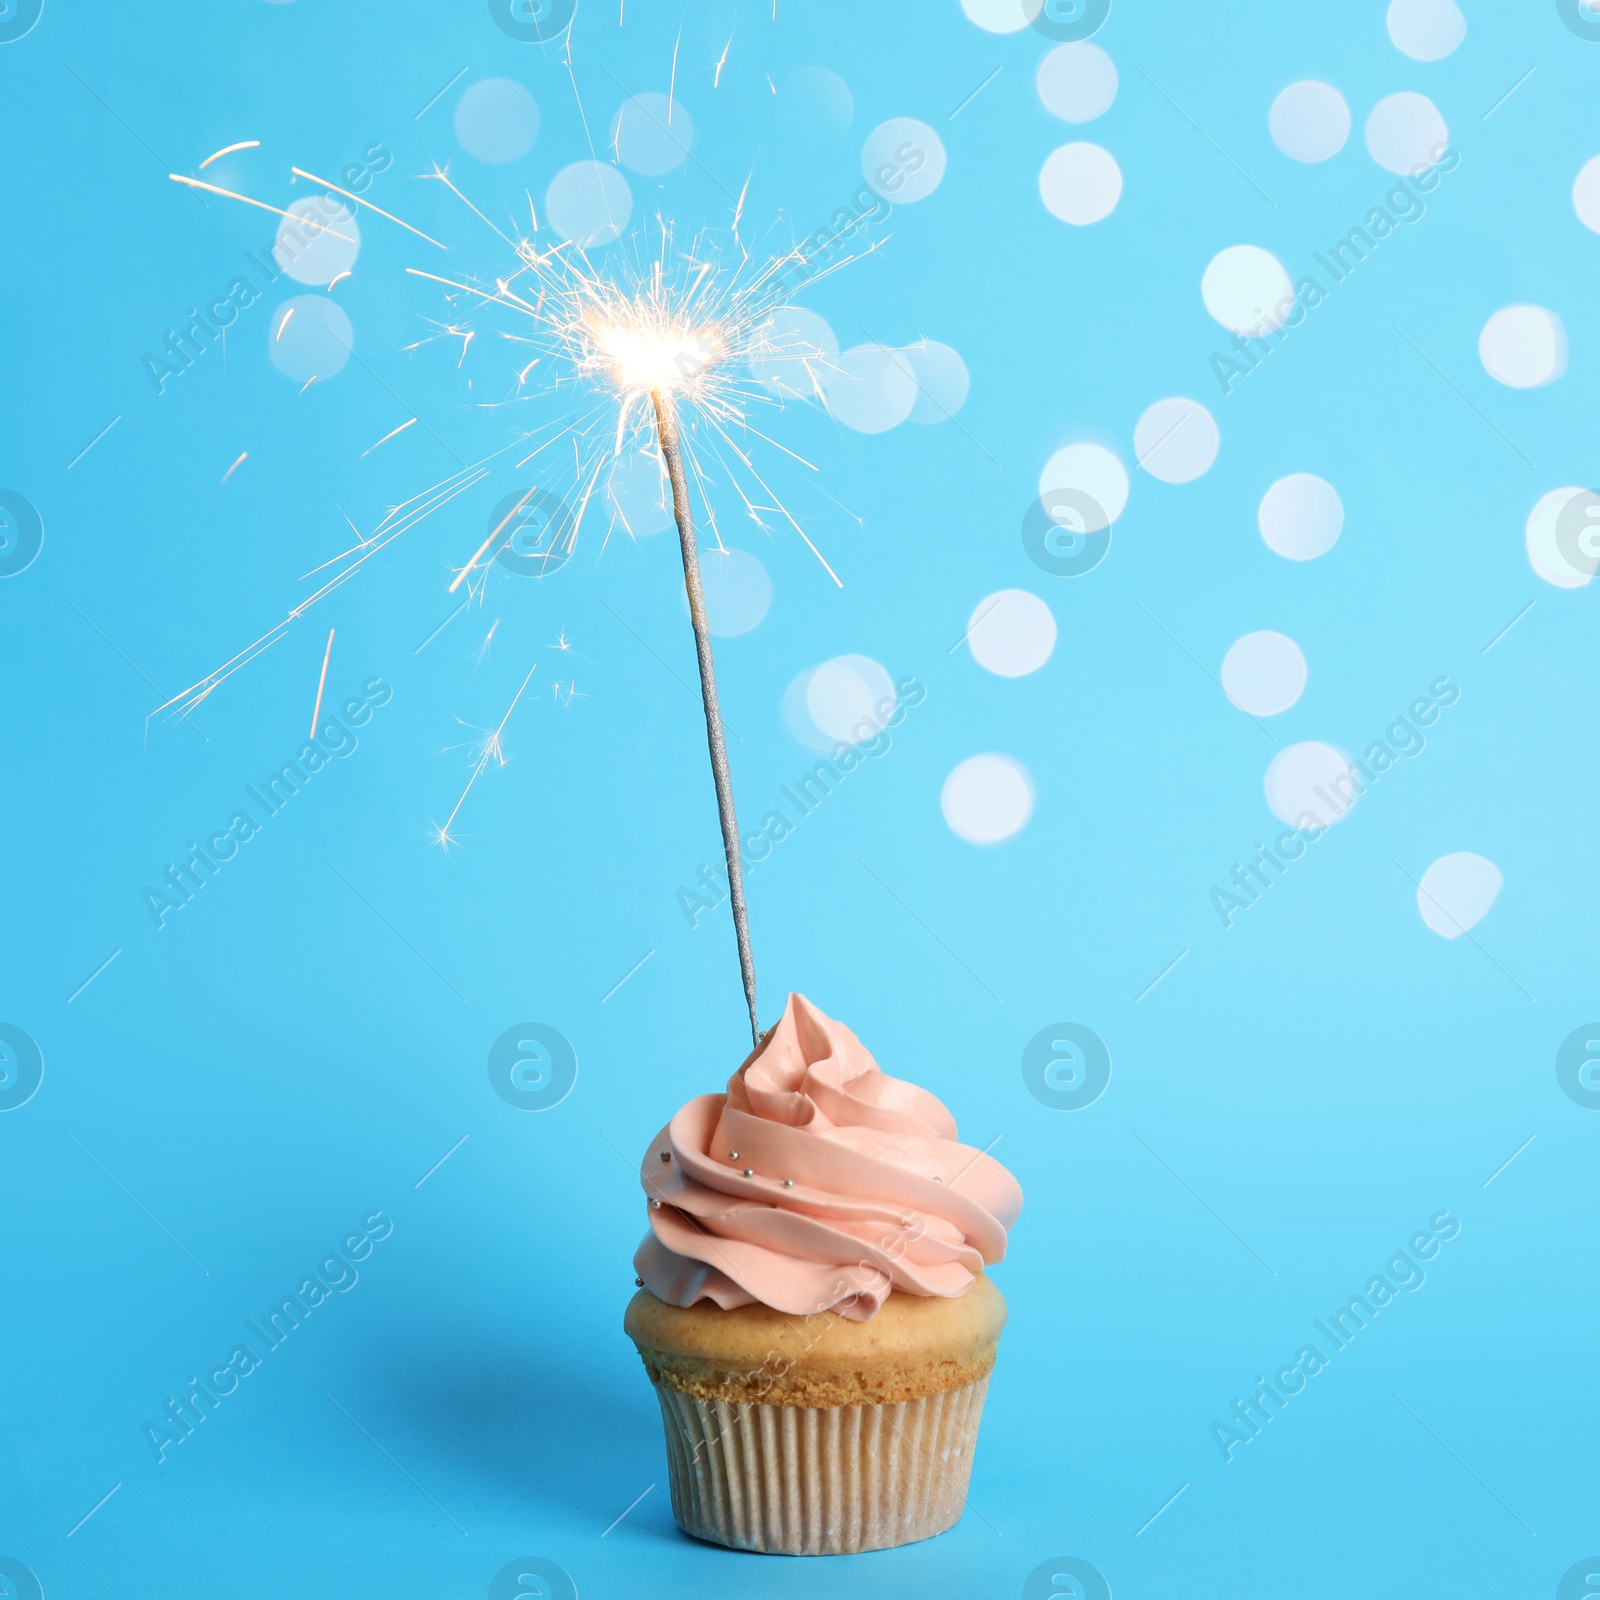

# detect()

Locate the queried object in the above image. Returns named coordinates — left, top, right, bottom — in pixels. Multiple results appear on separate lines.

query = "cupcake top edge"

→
left=632, top=992, right=1024, bottom=1322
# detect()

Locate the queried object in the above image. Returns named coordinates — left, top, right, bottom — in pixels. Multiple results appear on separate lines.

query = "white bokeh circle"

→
left=1038, top=442, right=1129, bottom=532
left=455, top=79, right=540, bottom=165
left=786, top=67, right=854, bottom=136
left=273, top=197, right=360, bottom=286
left=1036, top=43, right=1118, bottom=123
left=1259, top=474, right=1344, bottom=561
left=1134, top=397, right=1220, bottom=483
left=960, top=0, right=1042, bottom=33
left=1365, top=92, right=1448, bottom=176
left=1525, top=486, right=1600, bottom=589
left=1039, top=142, right=1122, bottom=225
left=1416, top=852, right=1502, bottom=938
left=783, top=655, right=897, bottom=751
left=612, top=92, right=693, bottom=175
left=862, top=118, right=946, bottom=203
left=1222, top=631, right=1308, bottom=716
left=824, top=345, right=917, bottom=433
left=268, top=296, right=353, bottom=384
left=967, top=590, right=1057, bottom=678
left=1268, top=81, right=1351, bottom=163
left=1265, top=742, right=1359, bottom=828
left=686, top=548, right=771, bottom=637
left=545, top=161, right=633, bottom=248
left=901, top=340, right=970, bottom=423
left=942, top=754, right=1035, bottom=844
left=1575, top=157, right=1600, bottom=234
left=750, top=306, right=838, bottom=399
left=606, top=451, right=671, bottom=537
left=1386, top=0, right=1466, bottom=61
left=1479, top=305, right=1568, bottom=389
left=1202, top=245, right=1294, bottom=335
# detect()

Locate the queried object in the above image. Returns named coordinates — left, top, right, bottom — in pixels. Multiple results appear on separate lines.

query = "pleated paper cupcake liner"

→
left=651, top=1376, right=991, bottom=1555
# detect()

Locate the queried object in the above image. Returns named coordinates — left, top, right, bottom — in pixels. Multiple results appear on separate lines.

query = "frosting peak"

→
left=633, top=994, right=1023, bottom=1321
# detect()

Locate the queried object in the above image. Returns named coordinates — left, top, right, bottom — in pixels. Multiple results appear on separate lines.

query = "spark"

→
left=433, top=662, right=539, bottom=847
left=713, top=34, right=733, bottom=87
left=199, top=139, right=259, bottom=169
left=167, top=173, right=355, bottom=238
left=327, top=270, right=352, bottom=290
left=291, top=165, right=447, bottom=249
left=668, top=29, right=681, bottom=123
left=275, top=306, right=295, bottom=339
left=309, top=628, right=335, bottom=737
left=220, top=451, right=248, bottom=483
left=361, top=416, right=417, bottom=457
left=298, top=375, right=317, bottom=394
left=473, top=619, right=500, bottom=666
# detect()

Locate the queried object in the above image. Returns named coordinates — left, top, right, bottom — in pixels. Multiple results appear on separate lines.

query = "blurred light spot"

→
left=1265, top=741, right=1358, bottom=828
left=960, top=0, right=1042, bottom=33
left=545, top=161, right=632, bottom=248
left=942, top=754, right=1035, bottom=844
left=861, top=118, right=946, bottom=203
left=1386, top=0, right=1466, bottom=60
left=1479, top=305, right=1567, bottom=388
left=1364, top=91, right=1448, bottom=176
left=1259, top=473, right=1343, bottom=561
left=824, top=344, right=917, bottom=432
left=1039, top=141, right=1122, bottom=224
left=1417, top=852, right=1502, bottom=938
left=1038, top=442, right=1128, bottom=532
left=1134, top=397, right=1219, bottom=483
left=268, top=296, right=352, bottom=384
left=784, top=655, right=895, bottom=751
left=1202, top=244, right=1294, bottom=335
left=274, top=197, right=360, bottom=286
left=606, top=450, right=671, bottom=537
left=454, top=78, right=540, bottom=165
left=612, top=92, right=693, bottom=174
left=1222, top=631, right=1307, bottom=716
left=785, top=67, right=853, bottom=135
left=1268, top=80, right=1350, bottom=162
left=1575, top=156, right=1600, bottom=233
left=967, top=590, right=1056, bottom=678
left=1036, top=42, right=1118, bottom=123
left=1525, top=486, right=1600, bottom=589
left=901, top=340, right=970, bottom=423
left=750, top=307, right=837, bottom=399
left=684, top=548, right=771, bottom=636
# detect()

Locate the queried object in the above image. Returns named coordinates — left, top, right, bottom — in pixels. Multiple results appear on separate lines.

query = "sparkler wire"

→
left=652, top=387, right=759, bottom=1046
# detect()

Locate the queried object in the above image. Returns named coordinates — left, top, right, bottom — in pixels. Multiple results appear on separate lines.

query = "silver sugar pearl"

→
left=650, top=1199, right=662, bottom=1209
left=728, top=1150, right=739, bottom=1160
left=634, top=1277, right=643, bottom=1286
left=782, top=1179, right=794, bottom=1188
left=933, top=1176, right=942, bottom=1183
left=659, top=1151, right=671, bottom=1162
left=742, top=1167, right=754, bottom=1178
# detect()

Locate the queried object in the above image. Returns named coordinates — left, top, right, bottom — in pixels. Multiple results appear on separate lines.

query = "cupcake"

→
left=624, top=993, right=1023, bottom=1555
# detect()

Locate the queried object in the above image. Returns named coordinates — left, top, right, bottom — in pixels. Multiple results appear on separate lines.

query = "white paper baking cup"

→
left=650, top=1376, right=991, bottom=1555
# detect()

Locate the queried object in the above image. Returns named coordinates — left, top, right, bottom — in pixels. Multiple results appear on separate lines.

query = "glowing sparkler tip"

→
left=585, top=307, right=724, bottom=397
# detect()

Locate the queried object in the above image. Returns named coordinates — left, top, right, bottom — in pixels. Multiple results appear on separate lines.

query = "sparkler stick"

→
left=652, top=387, right=759, bottom=1047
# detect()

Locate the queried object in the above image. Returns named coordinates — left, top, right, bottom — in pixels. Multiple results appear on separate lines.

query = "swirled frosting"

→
left=633, top=993, right=1023, bottom=1321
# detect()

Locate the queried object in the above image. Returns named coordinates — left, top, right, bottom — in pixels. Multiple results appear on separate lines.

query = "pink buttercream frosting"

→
left=633, top=993, right=1023, bottom=1321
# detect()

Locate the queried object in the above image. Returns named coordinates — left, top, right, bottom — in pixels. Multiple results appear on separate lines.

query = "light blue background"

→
left=2, top=2, right=1596, bottom=1595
